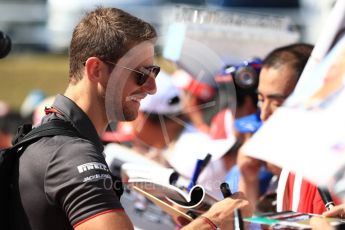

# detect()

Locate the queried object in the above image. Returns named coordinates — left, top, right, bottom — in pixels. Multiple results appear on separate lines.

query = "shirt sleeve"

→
left=44, top=138, right=124, bottom=226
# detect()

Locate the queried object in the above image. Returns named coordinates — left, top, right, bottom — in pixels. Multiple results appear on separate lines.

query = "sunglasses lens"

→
left=136, top=73, right=147, bottom=85
left=152, top=66, right=160, bottom=77
left=135, top=66, right=161, bottom=86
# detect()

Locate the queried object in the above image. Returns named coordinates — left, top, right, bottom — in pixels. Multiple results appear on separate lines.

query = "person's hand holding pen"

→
left=310, top=200, right=345, bottom=230
left=180, top=192, right=252, bottom=230
left=174, top=180, right=252, bottom=230
left=220, top=182, right=250, bottom=230
left=322, top=203, right=345, bottom=219
left=172, top=155, right=253, bottom=229
left=185, top=182, right=252, bottom=230
left=220, top=183, right=243, bottom=230
left=310, top=217, right=335, bottom=230
left=197, top=189, right=252, bottom=230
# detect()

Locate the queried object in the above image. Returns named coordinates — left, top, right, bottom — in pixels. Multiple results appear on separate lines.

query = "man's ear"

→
left=84, top=57, right=109, bottom=83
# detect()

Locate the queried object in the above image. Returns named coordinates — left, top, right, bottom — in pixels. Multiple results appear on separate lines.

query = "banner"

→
left=162, top=5, right=300, bottom=81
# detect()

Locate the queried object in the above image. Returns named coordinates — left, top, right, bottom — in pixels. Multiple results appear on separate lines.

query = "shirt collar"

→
left=52, top=94, right=104, bottom=152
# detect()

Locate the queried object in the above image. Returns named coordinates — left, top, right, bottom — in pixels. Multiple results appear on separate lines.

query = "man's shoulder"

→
left=31, top=134, right=100, bottom=155
left=22, top=135, right=105, bottom=174
left=42, top=136, right=106, bottom=169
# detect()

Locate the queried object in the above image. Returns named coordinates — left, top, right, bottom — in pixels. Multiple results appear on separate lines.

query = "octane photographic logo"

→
left=104, top=36, right=237, bottom=149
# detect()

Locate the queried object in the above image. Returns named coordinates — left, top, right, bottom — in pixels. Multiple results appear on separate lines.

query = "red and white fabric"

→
left=277, top=169, right=339, bottom=214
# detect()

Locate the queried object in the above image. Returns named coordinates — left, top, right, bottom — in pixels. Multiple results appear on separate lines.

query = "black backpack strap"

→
left=13, top=120, right=82, bottom=150
left=0, top=120, right=82, bottom=226
left=12, top=124, right=33, bottom=146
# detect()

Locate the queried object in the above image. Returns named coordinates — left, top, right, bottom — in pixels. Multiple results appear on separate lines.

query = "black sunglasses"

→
left=104, top=60, right=160, bottom=86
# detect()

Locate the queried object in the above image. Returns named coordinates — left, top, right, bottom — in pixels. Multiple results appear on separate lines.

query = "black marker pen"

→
left=220, top=182, right=244, bottom=230
left=318, top=187, right=335, bottom=210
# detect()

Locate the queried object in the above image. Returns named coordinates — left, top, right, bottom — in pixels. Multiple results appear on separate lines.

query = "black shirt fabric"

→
left=10, top=94, right=123, bottom=230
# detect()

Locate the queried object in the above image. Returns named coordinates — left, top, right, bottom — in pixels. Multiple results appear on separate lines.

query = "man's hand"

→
left=310, top=216, right=334, bottom=230
left=182, top=192, right=252, bottom=230
left=322, top=204, right=345, bottom=219
left=309, top=204, right=345, bottom=230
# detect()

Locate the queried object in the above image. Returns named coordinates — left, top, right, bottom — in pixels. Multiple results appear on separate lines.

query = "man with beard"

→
left=10, top=7, right=251, bottom=230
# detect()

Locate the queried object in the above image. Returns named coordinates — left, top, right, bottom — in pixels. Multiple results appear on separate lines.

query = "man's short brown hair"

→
left=69, top=7, right=157, bottom=83
left=263, top=43, right=313, bottom=80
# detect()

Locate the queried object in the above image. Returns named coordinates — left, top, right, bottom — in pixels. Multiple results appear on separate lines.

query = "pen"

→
left=234, top=209, right=244, bottom=230
left=187, top=154, right=212, bottom=191
left=187, top=159, right=203, bottom=191
left=199, top=153, right=212, bottom=173
left=318, top=186, right=335, bottom=210
left=220, top=182, right=232, bottom=197
left=220, top=182, right=244, bottom=230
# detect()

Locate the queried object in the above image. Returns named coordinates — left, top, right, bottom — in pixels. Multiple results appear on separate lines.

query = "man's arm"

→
left=75, top=192, right=252, bottom=230
left=75, top=211, right=134, bottom=230
left=237, top=146, right=262, bottom=211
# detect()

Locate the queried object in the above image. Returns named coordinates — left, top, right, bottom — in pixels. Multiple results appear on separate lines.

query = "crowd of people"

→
left=2, top=5, right=345, bottom=230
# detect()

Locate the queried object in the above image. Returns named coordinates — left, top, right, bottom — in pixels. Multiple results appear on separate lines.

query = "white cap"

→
left=140, top=71, right=183, bottom=114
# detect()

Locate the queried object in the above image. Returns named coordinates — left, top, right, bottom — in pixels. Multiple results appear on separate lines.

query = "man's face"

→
left=105, top=42, right=157, bottom=122
left=258, top=65, right=299, bottom=122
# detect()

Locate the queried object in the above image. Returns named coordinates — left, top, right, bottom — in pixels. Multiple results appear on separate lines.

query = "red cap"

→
left=172, top=69, right=216, bottom=101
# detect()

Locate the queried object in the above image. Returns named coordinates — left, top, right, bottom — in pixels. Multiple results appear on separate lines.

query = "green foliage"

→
left=0, top=54, right=68, bottom=110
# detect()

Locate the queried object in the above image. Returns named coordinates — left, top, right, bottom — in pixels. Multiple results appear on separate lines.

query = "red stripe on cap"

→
left=187, top=78, right=215, bottom=101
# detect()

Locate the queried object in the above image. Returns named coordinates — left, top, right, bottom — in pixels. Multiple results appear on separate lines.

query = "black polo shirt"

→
left=10, top=94, right=123, bottom=230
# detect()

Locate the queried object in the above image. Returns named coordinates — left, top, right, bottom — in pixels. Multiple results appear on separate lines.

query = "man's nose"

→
left=142, top=76, right=157, bottom=95
left=259, top=102, right=272, bottom=122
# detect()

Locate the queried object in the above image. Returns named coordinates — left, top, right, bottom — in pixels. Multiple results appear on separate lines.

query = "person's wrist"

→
left=239, top=167, right=260, bottom=181
left=199, top=215, right=220, bottom=230
left=241, top=173, right=259, bottom=182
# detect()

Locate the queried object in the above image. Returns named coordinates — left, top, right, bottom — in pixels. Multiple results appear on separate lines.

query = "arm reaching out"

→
left=237, top=146, right=262, bottom=210
left=74, top=192, right=252, bottom=230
